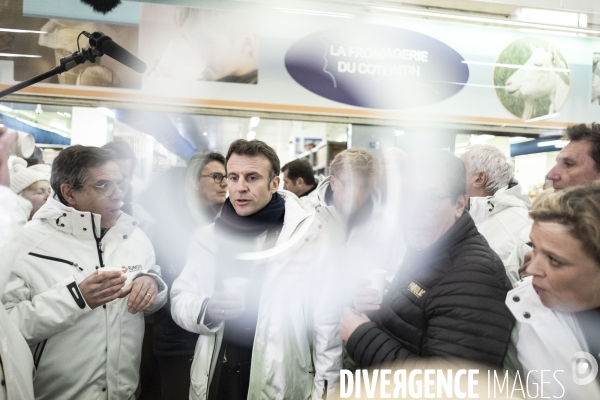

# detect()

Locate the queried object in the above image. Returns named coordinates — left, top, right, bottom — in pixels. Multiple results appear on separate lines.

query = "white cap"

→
left=9, top=159, right=49, bottom=194
left=29, top=163, right=52, bottom=181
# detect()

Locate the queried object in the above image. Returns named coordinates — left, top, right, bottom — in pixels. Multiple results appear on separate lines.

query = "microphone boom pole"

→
left=0, top=31, right=145, bottom=99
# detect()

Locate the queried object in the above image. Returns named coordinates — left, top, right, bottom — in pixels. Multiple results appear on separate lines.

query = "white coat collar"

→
left=32, top=192, right=139, bottom=240
left=469, top=182, right=531, bottom=224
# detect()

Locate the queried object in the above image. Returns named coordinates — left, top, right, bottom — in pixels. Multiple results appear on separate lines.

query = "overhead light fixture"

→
left=249, top=117, right=260, bottom=128
left=247, top=131, right=256, bottom=140
left=0, top=53, right=42, bottom=58
left=275, top=8, right=354, bottom=18
left=15, top=117, right=37, bottom=128
left=203, top=131, right=208, bottom=136
left=525, top=113, right=559, bottom=123
left=56, top=111, right=71, bottom=118
left=97, top=107, right=115, bottom=119
left=512, top=8, right=584, bottom=28
left=0, top=28, right=47, bottom=34
left=394, top=130, right=405, bottom=136
left=537, top=140, right=567, bottom=148
left=372, top=6, right=599, bottom=35
left=0, top=104, right=12, bottom=112
left=35, top=104, right=43, bottom=114
left=469, top=134, right=495, bottom=144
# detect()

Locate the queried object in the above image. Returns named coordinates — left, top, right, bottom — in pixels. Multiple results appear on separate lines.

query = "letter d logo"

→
left=572, top=351, right=598, bottom=386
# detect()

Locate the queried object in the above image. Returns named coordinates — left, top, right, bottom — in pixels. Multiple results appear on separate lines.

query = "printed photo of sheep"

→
left=593, top=53, right=600, bottom=105
left=494, top=37, right=571, bottom=120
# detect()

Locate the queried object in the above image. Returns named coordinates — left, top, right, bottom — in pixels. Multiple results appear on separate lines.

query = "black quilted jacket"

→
left=347, top=212, right=515, bottom=368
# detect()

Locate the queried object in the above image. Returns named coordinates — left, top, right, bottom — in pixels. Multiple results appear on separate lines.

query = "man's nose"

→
left=112, top=187, right=126, bottom=201
left=545, top=165, right=560, bottom=182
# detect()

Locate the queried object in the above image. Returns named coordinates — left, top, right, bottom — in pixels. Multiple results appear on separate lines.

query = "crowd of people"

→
left=0, top=121, right=599, bottom=400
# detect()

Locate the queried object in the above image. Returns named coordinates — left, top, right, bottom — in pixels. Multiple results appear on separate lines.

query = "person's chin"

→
left=233, top=203, right=254, bottom=217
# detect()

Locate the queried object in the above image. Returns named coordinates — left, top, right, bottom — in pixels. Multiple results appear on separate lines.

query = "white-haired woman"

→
left=507, top=183, right=600, bottom=399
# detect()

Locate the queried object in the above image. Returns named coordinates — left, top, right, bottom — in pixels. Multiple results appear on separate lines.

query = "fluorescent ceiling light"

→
left=247, top=131, right=256, bottom=140
left=275, top=8, right=353, bottom=18
left=0, top=28, right=46, bottom=34
left=15, top=117, right=37, bottom=128
left=97, top=107, right=115, bottom=119
left=0, top=104, right=12, bottom=112
left=0, top=53, right=41, bottom=58
left=372, top=6, right=599, bottom=35
left=394, top=130, right=405, bottom=136
left=525, top=113, right=559, bottom=123
left=203, top=131, right=208, bottom=136
left=57, top=112, right=71, bottom=118
left=461, top=61, right=570, bottom=73
left=249, top=117, right=260, bottom=128
left=538, top=140, right=567, bottom=148
left=512, top=8, right=581, bottom=28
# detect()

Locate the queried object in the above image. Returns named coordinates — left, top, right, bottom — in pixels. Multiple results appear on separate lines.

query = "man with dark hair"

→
left=282, top=159, right=317, bottom=198
left=341, top=150, right=514, bottom=369
left=2, top=145, right=167, bottom=400
left=171, top=139, right=341, bottom=400
left=546, top=123, right=600, bottom=191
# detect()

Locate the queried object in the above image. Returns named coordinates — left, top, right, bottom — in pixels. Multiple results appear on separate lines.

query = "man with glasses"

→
left=340, top=150, right=515, bottom=369
left=2, top=145, right=167, bottom=400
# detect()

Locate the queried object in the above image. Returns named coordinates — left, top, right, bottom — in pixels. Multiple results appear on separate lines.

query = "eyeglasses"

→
left=200, top=173, right=227, bottom=184
left=86, top=181, right=129, bottom=197
left=405, top=194, right=451, bottom=211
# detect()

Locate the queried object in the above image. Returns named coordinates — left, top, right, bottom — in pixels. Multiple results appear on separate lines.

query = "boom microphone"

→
left=85, top=31, right=147, bottom=74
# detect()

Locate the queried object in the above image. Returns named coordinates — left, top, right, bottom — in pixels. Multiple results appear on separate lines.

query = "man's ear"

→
left=270, top=176, right=280, bottom=193
left=296, top=177, right=305, bottom=186
left=454, top=194, right=467, bottom=218
left=473, top=172, right=488, bottom=188
left=61, top=183, right=78, bottom=207
left=329, top=175, right=337, bottom=192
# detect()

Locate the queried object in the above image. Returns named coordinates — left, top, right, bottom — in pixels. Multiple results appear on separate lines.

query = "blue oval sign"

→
left=285, top=24, right=469, bottom=110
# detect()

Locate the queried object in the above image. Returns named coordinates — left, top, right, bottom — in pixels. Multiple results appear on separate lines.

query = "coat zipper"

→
left=28, top=252, right=83, bottom=271
left=90, top=215, right=105, bottom=268
left=33, top=339, right=48, bottom=369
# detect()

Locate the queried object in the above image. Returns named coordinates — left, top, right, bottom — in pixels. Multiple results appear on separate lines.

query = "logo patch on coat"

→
left=408, top=282, right=426, bottom=298
left=127, top=265, right=143, bottom=272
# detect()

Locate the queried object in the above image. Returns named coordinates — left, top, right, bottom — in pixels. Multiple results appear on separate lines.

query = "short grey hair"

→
left=51, top=145, right=115, bottom=205
left=463, top=144, right=514, bottom=193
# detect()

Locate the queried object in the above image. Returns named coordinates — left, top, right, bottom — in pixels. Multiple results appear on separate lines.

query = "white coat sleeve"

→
left=129, top=231, right=167, bottom=315
left=2, top=268, right=92, bottom=346
left=170, top=234, right=221, bottom=335
left=310, top=245, right=343, bottom=400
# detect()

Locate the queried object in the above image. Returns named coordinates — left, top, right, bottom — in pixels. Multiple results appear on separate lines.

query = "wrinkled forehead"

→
left=558, top=140, right=592, bottom=162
